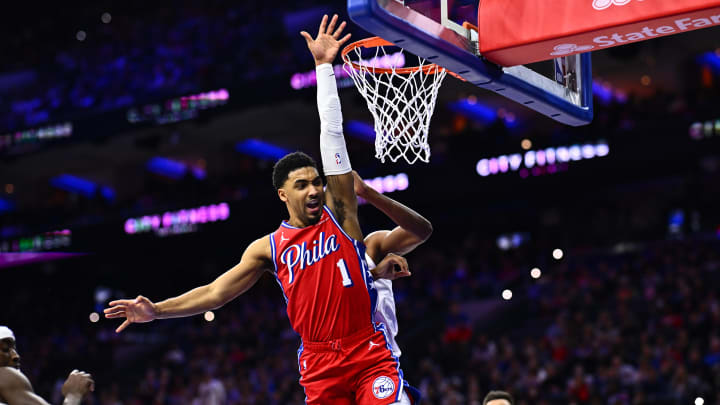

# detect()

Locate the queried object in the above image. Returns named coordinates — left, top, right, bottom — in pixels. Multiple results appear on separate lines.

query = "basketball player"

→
left=105, top=14, right=413, bottom=404
left=0, top=326, right=95, bottom=405
left=352, top=171, right=431, bottom=403
left=356, top=175, right=516, bottom=405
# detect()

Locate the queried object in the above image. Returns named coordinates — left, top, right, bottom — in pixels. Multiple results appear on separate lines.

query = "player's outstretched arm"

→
left=300, top=15, right=362, bottom=240
left=0, top=368, right=94, bottom=405
left=104, top=237, right=271, bottom=333
left=353, top=171, right=433, bottom=263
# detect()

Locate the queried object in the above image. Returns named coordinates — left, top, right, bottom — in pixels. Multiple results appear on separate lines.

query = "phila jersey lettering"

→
left=270, top=206, right=377, bottom=342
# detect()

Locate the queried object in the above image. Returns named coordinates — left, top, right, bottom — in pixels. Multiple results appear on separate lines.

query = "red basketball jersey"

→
left=270, top=205, right=377, bottom=342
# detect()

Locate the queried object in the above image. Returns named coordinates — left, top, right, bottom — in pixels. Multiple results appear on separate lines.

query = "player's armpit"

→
left=208, top=236, right=273, bottom=306
left=0, top=367, right=51, bottom=405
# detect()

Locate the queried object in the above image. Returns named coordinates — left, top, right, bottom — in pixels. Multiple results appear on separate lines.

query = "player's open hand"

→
left=300, top=14, right=352, bottom=66
left=372, top=253, right=411, bottom=281
left=104, top=295, right=157, bottom=333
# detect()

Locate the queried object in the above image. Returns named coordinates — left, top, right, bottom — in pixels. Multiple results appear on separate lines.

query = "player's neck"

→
left=286, top=213, right=321, bottom=228
left=286, top=217, right=305, bottom=228
left=286, top=215, right=311, bottom=228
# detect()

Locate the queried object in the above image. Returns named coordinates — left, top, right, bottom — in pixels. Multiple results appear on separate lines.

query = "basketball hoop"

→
left=342, top=37, right=455, bottom=164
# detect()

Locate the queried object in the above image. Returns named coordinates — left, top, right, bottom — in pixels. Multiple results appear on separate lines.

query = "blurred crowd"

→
left=5, top=226, right=720, bottom=405
left=0, top=0, right=321, bottom=133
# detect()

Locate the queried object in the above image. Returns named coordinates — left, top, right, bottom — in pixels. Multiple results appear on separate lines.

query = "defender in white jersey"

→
left=353, top=172, right=433, bottom=403
left=0, top=326, right=95, bottom=405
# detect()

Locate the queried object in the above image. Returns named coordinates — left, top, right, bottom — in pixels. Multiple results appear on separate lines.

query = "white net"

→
left=342, top=40, right=447, bottom=164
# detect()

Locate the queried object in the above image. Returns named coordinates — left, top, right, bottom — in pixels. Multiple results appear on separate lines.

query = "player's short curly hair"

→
left=272, top=151, right=318, bottom=191
left=483, top=390, right=514, bottom=405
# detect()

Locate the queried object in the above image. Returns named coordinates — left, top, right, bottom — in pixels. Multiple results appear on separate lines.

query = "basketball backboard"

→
left=347, top=0, right=594, bottom=126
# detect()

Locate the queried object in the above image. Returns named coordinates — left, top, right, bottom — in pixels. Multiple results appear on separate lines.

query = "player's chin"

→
left=305, top=210, right=320, bottom=224
left=306, top=211, right=322, bottom=223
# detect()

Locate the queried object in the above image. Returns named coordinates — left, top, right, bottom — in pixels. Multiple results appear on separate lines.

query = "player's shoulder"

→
left=245, top=234, right=273, bottom=259
left=0, top=366, right=31, bottom=390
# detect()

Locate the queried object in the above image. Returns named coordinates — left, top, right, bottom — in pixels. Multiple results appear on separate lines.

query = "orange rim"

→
left=341, top=37, right=447, bottom=75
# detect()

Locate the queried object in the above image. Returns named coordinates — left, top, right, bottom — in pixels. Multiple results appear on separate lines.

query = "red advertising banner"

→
left=477, top=0, right=720, bottom=66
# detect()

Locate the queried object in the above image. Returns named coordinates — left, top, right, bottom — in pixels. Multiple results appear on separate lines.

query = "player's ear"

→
left=278, top=188, right=288, bottom=203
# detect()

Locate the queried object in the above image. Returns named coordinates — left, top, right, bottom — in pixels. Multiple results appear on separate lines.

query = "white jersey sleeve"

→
left=366, top=253, right=402, bottom=358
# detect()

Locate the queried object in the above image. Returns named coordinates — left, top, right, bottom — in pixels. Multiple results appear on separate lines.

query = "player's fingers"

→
left=105, top=312, right=126, bottom=319
left=393, top=257, right=408, bottom=273
left=333, top=21, right=346, bottom=39
left=107, top=299, right=132, bottom=307
left=116, top=320, right=131, bottom=333
left=327, top=14, right=339, bottom=35
left=338, top=33, right=352, bottom=46
left=104, top=305, right=127, bottom=316
left=318, top=14, right=328, bottom=37
left=300, top=31, right=313, bottom=45
left=395, top=270, right=411, bottom=279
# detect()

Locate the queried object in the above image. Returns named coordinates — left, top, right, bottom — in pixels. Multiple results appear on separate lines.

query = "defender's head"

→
left=273, top=152, right=324, bottom=225
left=0, top=326, right=20, bottom=369
left=483, top=391, right=514, bottom=405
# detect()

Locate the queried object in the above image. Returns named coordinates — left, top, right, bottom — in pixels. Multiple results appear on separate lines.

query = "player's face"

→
left=279, top=166, right=325, bottom=225
left=0, top=338, right=20, bottom=369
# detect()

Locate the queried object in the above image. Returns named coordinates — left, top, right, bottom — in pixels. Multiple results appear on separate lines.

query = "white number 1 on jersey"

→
left=337, top=259, right=353, bottom=287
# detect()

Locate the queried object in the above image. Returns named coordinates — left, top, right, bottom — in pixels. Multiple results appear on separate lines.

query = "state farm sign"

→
left=477, top=0, right=720, bottom=66
left=551, top=15, right=720, bottom=56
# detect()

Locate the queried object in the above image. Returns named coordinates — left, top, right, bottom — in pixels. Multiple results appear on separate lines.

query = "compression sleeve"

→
left=316, top=63, right=352, bottom=175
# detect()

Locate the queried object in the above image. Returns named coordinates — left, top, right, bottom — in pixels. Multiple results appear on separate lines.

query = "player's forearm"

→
left=362, top=187, right=432, bottom=240
left=317, top=64, right=343, bottom=133
left=154, top=284, right=221, bottom=319
left=317, top=63, right=351, bottom=176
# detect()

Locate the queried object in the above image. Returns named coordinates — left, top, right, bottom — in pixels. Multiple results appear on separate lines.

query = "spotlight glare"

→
left=530, top=267, right=542, bottom=279
left=552, top=248, right=564, bottom=260
left=76, top=30, right=87, bottom=41
left=101, top=12, right=112, bottom=24
left=502, top=289, right=513, bottom=300
left=204, top=311, right=215, bottom=322
left=695, top=397, right=704, bottom=405
left=89, top=312, right=100, bottom=323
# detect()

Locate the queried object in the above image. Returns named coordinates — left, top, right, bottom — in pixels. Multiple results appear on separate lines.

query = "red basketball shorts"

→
left=297, top=323, right=404, bottom=404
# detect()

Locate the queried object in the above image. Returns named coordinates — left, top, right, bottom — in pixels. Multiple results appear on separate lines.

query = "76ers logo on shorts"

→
left=372, top=376, right=395, bottom=399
